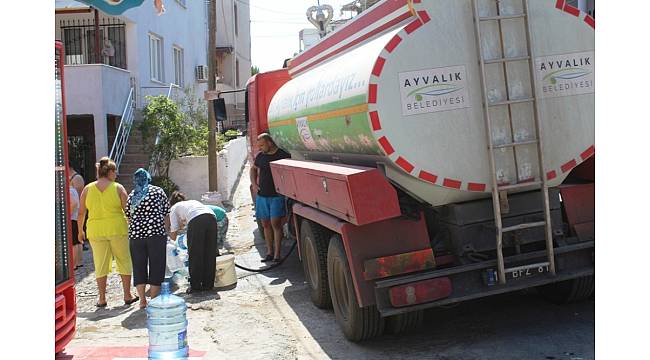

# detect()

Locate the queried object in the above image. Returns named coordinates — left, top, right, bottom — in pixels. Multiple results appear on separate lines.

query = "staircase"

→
left=116, top=117, right=155, bottom=192
left=113, top=83, right=177, bottom=191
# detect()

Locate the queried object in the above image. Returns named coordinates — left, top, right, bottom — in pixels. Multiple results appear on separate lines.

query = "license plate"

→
left=507, top=264, right=549, bottom=281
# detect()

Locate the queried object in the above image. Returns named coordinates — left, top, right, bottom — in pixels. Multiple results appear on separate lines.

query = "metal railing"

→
left=59, top=17, right=127, bottom=70
left=139, top=83, right=179, bottom=109
left=109, top=87, right=135, bottom=174
left=148, top=83, right=179, bottom=177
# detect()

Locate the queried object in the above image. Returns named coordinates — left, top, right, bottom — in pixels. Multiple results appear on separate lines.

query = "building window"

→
left=173, top=46, right=184, bottom=86
left=234, top=3, right=239, bottom=37
left=236, top=59, right=240, bottom=87
left=149, top=33, right=163, bottom=82
left=62, top=28, right=83, bottom=64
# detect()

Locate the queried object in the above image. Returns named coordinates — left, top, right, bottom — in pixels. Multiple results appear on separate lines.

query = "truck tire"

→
left=384, top=310, right=424, bottom=335
left=300, top=219, right=332, bottom=309
left=328, top=234, right=384, bottom=341
left=537, top=275, right=594, bottom=304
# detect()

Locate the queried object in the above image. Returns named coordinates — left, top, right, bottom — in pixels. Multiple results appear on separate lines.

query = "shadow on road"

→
left=121, top=308, right=147, bottom=330
left=77, top=305, right=135, bottom=322
left=277, top=263, right=594, bottom=360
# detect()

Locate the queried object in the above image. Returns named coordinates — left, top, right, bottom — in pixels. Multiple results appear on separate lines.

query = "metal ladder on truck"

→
left=472, top=0, right=555, bottom=285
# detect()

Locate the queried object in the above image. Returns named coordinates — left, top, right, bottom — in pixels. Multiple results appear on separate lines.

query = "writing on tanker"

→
left=399, top=65, right=471, bottom=116
left=269, top=71, right=367, bottom=117
left=535, top=51, right=595, bottom=99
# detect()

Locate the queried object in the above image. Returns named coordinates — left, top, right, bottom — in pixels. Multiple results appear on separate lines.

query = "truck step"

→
left=504, top=262, right=550, bottom=274
left=498, top=181, right=542, bottom=191
left=502, top=221, right=546, bottom=233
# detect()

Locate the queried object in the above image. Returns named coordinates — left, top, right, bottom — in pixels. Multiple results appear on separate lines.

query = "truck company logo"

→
left=295, top=117, right=318, bottom=150
left=399, top=65, right=470, bottom=116
left=535, top=51, right=594, bottom=99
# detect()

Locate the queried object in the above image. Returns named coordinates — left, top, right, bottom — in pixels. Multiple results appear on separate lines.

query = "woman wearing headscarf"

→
left=126, top=168, right=169, bottom=309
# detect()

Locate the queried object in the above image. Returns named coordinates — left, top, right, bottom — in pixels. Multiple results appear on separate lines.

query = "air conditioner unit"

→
left=195, top=65, right=208, bottom=82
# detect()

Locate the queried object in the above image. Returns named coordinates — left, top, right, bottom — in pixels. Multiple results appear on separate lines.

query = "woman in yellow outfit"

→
left=78, top=157, right=138, bottom=307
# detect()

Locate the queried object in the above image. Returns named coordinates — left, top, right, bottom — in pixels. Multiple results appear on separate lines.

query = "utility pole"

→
left=207, top=0, right=218, bottom=191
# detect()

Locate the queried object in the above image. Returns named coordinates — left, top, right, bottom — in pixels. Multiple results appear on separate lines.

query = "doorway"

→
left=67, top=115, right=97, bottom=182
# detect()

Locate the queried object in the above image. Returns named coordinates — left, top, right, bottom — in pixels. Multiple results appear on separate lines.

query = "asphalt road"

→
left=230, top=241, right=595, bottom=360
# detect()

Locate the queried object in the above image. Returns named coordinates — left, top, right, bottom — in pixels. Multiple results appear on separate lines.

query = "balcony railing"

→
left=59, top=17, right=127, bottom=70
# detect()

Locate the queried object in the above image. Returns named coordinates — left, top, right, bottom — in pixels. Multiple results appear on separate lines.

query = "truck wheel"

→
left=328, top=234, right=384, bottom=341
left=537, top=275, right=594, bottom=304
left=300, top=220, right=332, bottom=308
left=384, top=310, right=424, bottom=335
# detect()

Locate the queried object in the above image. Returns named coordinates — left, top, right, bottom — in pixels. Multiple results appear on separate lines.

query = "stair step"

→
left=479, top=14, right=526, bottom=21
left=502, top=221, right=546, bottom=233
left=121, top=154, right=150, bottom=161
left=498, top=181, right=542, bottom=191
left=491, top=139, right=538, bottom=149
left=483, top=55, right=531, bottom=64
left=121, top=160, right=149, bottom=167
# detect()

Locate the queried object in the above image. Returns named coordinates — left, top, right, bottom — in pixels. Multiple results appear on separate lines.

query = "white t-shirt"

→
left=169, top=200, right=214, bottom=233
left=69, top=187, right=79, bottom=221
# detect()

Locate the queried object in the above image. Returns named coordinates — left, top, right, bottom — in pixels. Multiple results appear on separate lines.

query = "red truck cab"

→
left=245, top=69, right=291, bottom=161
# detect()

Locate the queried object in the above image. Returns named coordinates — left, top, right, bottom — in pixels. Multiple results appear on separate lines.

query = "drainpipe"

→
left=94, top=8, right=101, bottom=63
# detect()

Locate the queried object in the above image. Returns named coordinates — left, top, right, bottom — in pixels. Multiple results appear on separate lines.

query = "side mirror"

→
left=213, top=98, right=227, bottom=123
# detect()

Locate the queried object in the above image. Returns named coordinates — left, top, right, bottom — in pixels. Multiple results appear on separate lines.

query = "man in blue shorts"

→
left=249, top=133, right=291, bottom=262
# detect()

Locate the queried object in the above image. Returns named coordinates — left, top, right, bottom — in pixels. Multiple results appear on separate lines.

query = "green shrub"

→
left=224, top=129, right=241, bottom=137
left=139, top=90, right=226, bottom=176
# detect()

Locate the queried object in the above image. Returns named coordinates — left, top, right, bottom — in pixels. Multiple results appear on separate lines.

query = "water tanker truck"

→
left=245, top=0, right=594, bottom=341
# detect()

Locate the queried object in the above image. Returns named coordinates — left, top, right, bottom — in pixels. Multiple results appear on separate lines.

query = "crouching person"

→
left=169, top=191, right=219, bottom=294
left=209, top=205, right=229, bottom=252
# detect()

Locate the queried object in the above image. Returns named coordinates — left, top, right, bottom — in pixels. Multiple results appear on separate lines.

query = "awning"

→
left=55, top=0, right=90, bottom=11
left=56, top=1, right=166, bottom=16
left=73, top=0, right=144, bottom=15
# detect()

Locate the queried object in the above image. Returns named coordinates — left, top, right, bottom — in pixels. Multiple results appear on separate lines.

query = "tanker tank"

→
left=268, top=0, right=594, bottom=207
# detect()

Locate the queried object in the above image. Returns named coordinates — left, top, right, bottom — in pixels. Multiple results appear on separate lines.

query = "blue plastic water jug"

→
left=146, top=282, right=189, bottom=359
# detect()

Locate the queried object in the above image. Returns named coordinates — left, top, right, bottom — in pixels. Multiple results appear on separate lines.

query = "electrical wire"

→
left=251, top=19, right=310, bottom=24
left=236, top=0, right=305, bottom=16
left=251, top=34, right=298, bottom=38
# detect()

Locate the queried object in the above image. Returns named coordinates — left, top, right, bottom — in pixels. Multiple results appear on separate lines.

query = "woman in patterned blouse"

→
left=126, top=168, right=169, bottom=309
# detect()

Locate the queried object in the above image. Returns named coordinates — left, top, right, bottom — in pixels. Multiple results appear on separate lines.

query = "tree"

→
left=139, top=94, right=224, bottom=177
left=251, top=65, right=260, bottom=76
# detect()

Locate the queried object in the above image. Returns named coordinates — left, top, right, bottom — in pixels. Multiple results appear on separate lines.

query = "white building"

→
left=298, top=19, right=347, bottom=53
left=299, top=28, right=322, bottom=52
left=55, top=0, right=252, bottom=181
left=215, top=0, right=252, bottom=129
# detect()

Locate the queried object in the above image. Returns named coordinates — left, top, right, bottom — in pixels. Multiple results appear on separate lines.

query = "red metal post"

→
left=55, top=41, right=77, bottom=354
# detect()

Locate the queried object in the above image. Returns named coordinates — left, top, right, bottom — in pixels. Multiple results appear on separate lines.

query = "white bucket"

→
left=214, top=254, right=237, bottom=288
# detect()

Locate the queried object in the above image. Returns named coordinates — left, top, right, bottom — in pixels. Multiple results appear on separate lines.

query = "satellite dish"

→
left=307, top=3, right=334, bottom=38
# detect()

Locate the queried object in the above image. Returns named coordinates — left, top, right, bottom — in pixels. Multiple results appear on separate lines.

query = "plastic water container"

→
left=146, top=282, right=189, bottom=359
left=177, top=233, right=188, bottom=250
